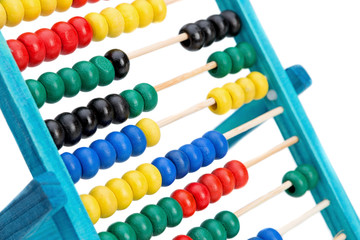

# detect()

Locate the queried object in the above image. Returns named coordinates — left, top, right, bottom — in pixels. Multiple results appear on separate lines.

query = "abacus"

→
left=0, top=0, right=359, bottom=239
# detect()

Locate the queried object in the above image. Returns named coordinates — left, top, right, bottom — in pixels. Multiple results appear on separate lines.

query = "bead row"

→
left=179, top=10, right=241, bottom=51
left=249, top=228, right=282, bottom=240
left=46, top=82, right=156, bottom=149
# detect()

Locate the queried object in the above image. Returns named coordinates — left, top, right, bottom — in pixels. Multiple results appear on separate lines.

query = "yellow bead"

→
left=247, top=71, right=269, bottom=100
left=56, top=0, right=72, bottom=12
left=0, top=0, right=24, bottom=27
left=0, top=3, right=6, bottom=29
left=132, top=0, right=153, bottom=28
left=106, top=178, right=133, bottom=210
left=136, top=163, right=162, bottom=195
left=85, top=12, right=109, bottom=41
left=89, top=186, right=117, bottom=219
left=146, top=0, right=166, bottom=22
left=136, top=118, right=161, bottom=147
left=236, top=77, right=256, bottom=104
left=80, top=194, right=101, bottom=224
left=122, top=170, right=148, bottom=200
left=222, top=82, right=245, bottom=109
left=20, top=0, right=41, bottom=21
left=100, top=7, right=125, bottom=38
left=207, top=88, right=232, bottom=115
left=39, top=0, right=56, bottom=16
left=116, top=3, right=139, bottom=33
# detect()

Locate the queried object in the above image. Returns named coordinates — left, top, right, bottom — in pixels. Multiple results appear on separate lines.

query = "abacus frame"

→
left=0, top=0, right=358, bottom=240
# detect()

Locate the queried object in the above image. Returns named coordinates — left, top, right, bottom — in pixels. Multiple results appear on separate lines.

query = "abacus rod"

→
left=223, top=107, right=284, bottom=140
left=164, top=0, right=181, bottom=5
left=333, top=233, right=347, bottom=240
left=154, top=61, right=217, bottom=92
left=233, top=181, right=293, bottom=217
left=277, top=200, right=330, bottom=235
left=244, top=136, right=299, bottom=168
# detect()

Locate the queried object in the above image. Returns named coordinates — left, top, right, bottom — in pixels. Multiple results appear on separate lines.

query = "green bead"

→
left=236, top=42, right=257, bottom=68
left=207, top=51, right=232, bottom=78
left=90, top=56, right=115, bottom=86
left=200, top=219, right=227, bottom=240
left=282, top=170, right=309, bottom=197
left=214, top=211, right=240, bottom=238
left=187, top=227, right=214, bottom=240
left=98, top=232, right=118, bottom=240
left=134, top=83, right=158, bottom=112
left=57, top=68, right=81, bottom=97
left=120, top=89, right=144, bottom=118
left=73, top=61, right=100, bottom=92
left=157, top=197, right=183, bottom=227
left=125, top=213, right=153, bottom=240
left=26, top=79, right=46, bottom=108
left=296, top=164, right=319, bottom=190
left=140, top=204, right=167, bottom=236
left=224, top=47, right=244, bottom=74
left=108, top=222, right=137, bottom=240
left=38, top=72, right=65, bottom=103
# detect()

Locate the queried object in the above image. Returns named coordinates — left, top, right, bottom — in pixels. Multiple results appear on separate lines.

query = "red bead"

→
left=17, top=33, right=46, bottom=67
left=198, top=174, right=223, bottom=203
left=171, top=189, right=196, bottom=218
left=184, top=182, right=210, bottom=211
left=7, top=39, right=29, bottom=71
left=225, top=160, right=249, bottom=189
left=72, top=0, right=87, bottom=8
left=212, top=168, right=235, bottom=196
left=51, top=22, right=79, bottom=55
left=68, top=17, right=93, bottom=48
left=173, top=235, right=193, bottom=240
left=88, top=0, right=99, bottom=2
left=35, top=29, right=62, bottom=61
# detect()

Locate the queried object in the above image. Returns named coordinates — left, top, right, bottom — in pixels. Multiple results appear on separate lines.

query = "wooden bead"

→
left=184, top=182, right=210, bottom=211
left=165, top=150, right=190, bottom=179
left=120, top=90, right=144, bottom=118
left=0, top=3, right=6, bottom=29
left=207, top=51, right=232, bottom=78
left=236, top=42, right=257, bottom=68
left=151, top=157, right=177, bottom=187
left=35, top=28, right=62, bottom=61
left=7, top=39, right=29, bottom=71
left=207, top=14, right=229, bottom=42
left=220, top=10, right=242, bottom=37
left=85, top=12, right=109, bottom=41
left=116, top=3, right=139, bottom=33
left=214, top=211, right=240, bottom=238
left=257, top=228, right=283, bottom=240
left=173, top=236, right=193, bottom=240
left=146, top=0, right=166, bottom=22
left=247, top=71, right=269, bottom=100
left=122, top=170, right=148, bottom=200
left=104, top=49, right=130, bottom=80
left=38, top=72, right=65, bottom=103
left=105, top=94, right=130, bottom=124
left=108, top=222, right=137, bottom=240
left=132, top=0, right=154, bottom=28
left=296, top=164, right=319, bottom=190
left=105, top=132, right=132, bottom=162
left=224, top=160, right=249, bottom=189
left=141, top=205, right=167, bottom=236
left=212, top=168, right=235, bottom=196
left=56, top=0, right=72, bottom=12
left=68, top=16, right=93, bottom=48
left=100, top=7, right=125, bottom=38
left=207, top=88, right=232, bottom=115
left=197, top=174, right=223, bottom=203
left=180, top=23, right=205, bottom=51
left=26, top=79, right=46, bottom=108
left=45, top=119, right=65, bottom=150
left=51, top=22, right=79, bottom=55
left=187, top=227, right=214, bottom=240
left=191, top=138, right=216, bottom=167
left=98, top=232, right=118, bottom=240
left=171, top=189, right=196, bottom=218
left=74, top=147, right=100, bottom=179
left=195, top=20, right=216, bottom=47
left=90, top=186, right=118, bottom=218
left=136, top=118, right=160, bottom=147
left=20, top=0, right=41, bottom=21
left=106, top=178, right=133, bottom=210
left=134, top=83, right=158, bottom=112
left=203, top=131, right=228, bottom=159
left=61, top=152, right=81, bottom=183
left=222, top=82, right=245, bottom=109
left=157, top=197, right=183, bottom=227
left=121, top=125, right=147, bottom=156
left=57, top=68, right=81, bottom=97
left=125, top=213, right=153, bottom=240
left=282, top=170, right=309, bottom=197
left=90, top=140, right=116, bottom=169
left=80, top=194, right=101, bottom=224
left=72, top=107, right=98, bottom=138
left=136, top=163, right=162, bottom=195
left=55, top=112, right=82, bottom=146
left=90, top=56, right=115, bottom=86
left=200, top=219, right=227, bottom=240
left=17, top=32, right=46, bottom=67
left=39, top=0, right=56, bottom=16
left=235, top=77, right=256, bottom=104
left=72, top=61, right=100, bottom=92
left=88, top=98, right=114, bottom=129
left=224, top=47, right=244, bottom=74
left=179, top=144, right=203, bottom=173
left=72, top=0, right=87, bottom=8
left=0, top=0, right=24, bottom=26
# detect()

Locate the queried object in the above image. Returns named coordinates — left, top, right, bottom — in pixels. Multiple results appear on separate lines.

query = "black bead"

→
left=195, top=20, right=216, bottom=47
left=72, top=107, right=98, bottom=138
left=87, top=98, right=114, bottom=129
left=104, top=49, right=130, bottom=80
left=179, top=23, right=205, bottom=51
left=45, top=119, right=65, bottom=149
left=105, top=94, right=130, bottom=124
left=221, top=10, right=242, bottom=37
left=55, top=113, right=82, bottom=147
left=207, top=14, right=229, bottom=42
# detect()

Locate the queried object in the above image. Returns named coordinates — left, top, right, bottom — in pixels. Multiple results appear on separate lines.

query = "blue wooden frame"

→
left=0, top=0, right=358, bottom=239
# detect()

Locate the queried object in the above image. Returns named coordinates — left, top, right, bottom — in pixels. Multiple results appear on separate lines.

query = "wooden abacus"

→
left=0, top=0, right=359, bottom=239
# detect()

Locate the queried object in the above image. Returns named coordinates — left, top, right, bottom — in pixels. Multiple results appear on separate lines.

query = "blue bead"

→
left=165, top=150, right=190, bottom=179
left=121, top=125, right=147, bottom=157
left=248, top=238, right=263, bottom=240
left=257, top=228, right=283, bottom=240
left=105, top=132, right=132, bottom=162
left=61, top=152, right=82, bottom=183
left=203, top=131, right=228, bottom=159
left=90, top=139, right=116, bottom=169
left=191, top=138, right=216, bottom=167
left=73, top=147, right=100, bottom=179
left=152, top=157, right=177, bottom=187
left=179, top=144, right=203, bottom=173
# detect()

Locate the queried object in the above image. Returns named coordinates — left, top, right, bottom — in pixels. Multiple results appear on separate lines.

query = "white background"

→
left=0, top=0, right=359, bottom=239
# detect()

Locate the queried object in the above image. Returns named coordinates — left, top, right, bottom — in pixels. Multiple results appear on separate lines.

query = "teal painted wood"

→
left=214, top=0, right=360, bottom=239
left=0, top=33, right=99, bottom=239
